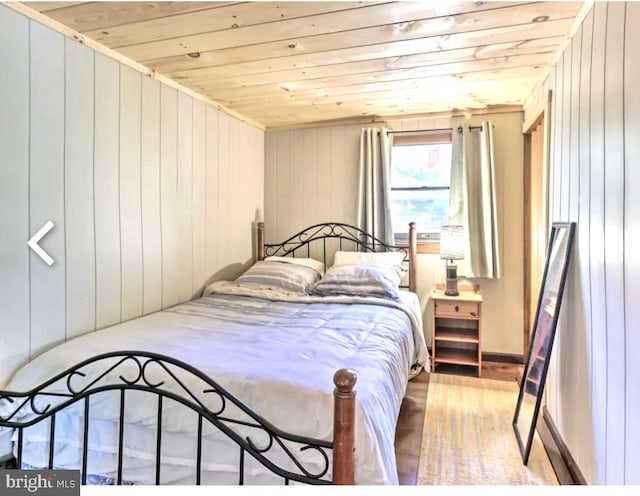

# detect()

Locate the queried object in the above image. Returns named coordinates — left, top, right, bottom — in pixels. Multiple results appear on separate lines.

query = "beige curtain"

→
left=449, top=121, right=501, bottom=279
left=357, top=128, right=394, bottom=245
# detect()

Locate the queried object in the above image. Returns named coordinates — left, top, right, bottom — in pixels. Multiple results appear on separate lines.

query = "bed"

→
left=0, top=221, right=428, bottom=485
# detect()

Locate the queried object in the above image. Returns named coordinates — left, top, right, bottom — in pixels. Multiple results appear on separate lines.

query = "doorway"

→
left=523, top=91, right=551, bottom=354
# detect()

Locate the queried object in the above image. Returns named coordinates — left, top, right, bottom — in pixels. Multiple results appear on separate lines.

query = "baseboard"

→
left=482, top=352, right=523, bottom=364
left=541, top=406, right=587, bottom=485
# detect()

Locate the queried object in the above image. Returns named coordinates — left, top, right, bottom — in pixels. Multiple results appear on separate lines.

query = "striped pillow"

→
left=235, top=260, right=321, bottom=294
left=311, top=263, right=403, bottom=299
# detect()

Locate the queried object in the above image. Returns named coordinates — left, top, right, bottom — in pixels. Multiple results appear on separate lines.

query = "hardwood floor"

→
left=394, top=361, right=527, bottom=485
left=394, top=370, right=429, bottom=485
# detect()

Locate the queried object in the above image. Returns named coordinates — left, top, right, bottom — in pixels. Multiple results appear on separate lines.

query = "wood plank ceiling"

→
left=23, top=1, right=584, bottom=129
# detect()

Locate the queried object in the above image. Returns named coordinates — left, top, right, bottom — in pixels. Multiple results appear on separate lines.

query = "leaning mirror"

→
left=513, top=222, right=576, bottom=464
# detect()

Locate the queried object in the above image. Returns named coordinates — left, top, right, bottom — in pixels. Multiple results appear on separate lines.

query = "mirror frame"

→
left=512, top=221, right=576, bottom=464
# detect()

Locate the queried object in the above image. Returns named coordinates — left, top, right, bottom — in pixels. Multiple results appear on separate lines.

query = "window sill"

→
left=395, top=241, right=440, bottom=254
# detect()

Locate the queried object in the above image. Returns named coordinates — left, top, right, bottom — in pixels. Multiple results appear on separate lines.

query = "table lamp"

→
left=440, top=225, right=465, bottom=296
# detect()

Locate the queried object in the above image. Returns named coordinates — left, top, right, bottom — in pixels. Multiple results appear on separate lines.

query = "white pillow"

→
left=265, top=256, right=325, bottom=274
left=311, top=263, right=403, bottom=299
left=332, top=250, right=404, bottom=268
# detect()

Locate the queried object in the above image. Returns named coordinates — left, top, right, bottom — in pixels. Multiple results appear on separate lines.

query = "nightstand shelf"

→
left=434, top=348, right=479, bottom=366
left=431, top=291, right=483, bottom=377
left=434, top=326, right=479, bottom=343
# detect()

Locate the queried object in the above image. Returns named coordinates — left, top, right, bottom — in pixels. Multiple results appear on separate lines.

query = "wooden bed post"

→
left=408, top=222, right=417, bottom=293
left=332, top=368, right=357, bottom=485
left=257, top=222, right=265, bottom=261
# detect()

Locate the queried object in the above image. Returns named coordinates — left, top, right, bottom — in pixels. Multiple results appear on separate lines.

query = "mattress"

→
left=0, top=284, right=428, bottom=485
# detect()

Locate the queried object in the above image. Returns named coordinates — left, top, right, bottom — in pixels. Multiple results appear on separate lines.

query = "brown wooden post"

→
left=408, top=222, right=417, bottom=293
left=332, top=368, right=356, bottom=485
left=257, top=222, right=265, bottom=261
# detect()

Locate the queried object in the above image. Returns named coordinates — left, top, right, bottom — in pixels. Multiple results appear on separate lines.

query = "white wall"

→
left=0, top=5, right=264, bottom=385
left=524, top=1, right=640, bottom=484
left=265, top=111, right=524, bottom=356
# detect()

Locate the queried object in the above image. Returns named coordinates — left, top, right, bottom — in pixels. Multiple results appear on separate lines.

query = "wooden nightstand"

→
left=431, top=290, right=483, bottom=377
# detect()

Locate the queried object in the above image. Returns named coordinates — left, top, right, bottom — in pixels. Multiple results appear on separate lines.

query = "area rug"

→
left=416, top=373, right=558, bottom=485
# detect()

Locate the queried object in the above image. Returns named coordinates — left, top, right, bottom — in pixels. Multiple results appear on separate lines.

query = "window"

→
left=389, top=132, right=453, bottom=243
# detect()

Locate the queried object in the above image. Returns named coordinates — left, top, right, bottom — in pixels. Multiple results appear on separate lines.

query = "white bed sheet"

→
left=1, top=285, right=429, bottom=485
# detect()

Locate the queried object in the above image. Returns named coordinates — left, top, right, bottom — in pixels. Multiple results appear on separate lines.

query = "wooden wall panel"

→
left=264, top=132, right=277, bottom=241
left=556, top=20, right=590, bottom=473
left=0, top=4, right=264, bottom=386
left=29, top=22, right=66, bottom=358
left=274, top=132, right=291, bottom=240
left=192, top=100, right=207, bottom=295
left=551, top=56, right=563, bottom=224
left=64, top=40, right=96, bottom=339
left=602, top=3, right=626, bottom=484
left=177, top=93, right=194, bottom=302
left=624, top=2, right=640, bottom=483
left=227, top=117, right=242, bottom=262
left=547, top=59, right=561, bottom=421
left=140, top=77, right=162, bottom=315
left=264, top=111, right=524, bottom=352
left=0, top=7, right=30, bottom=383
left=575, top=10, right=595, bottom=480
left=160, top=85, right=180, bottom=308
left=302, top=129, right=319, bottom=229
left=560, top=42, right=572, bottom=220
left=205, top=106, right=219, bottom=278
left=94, top=53, right=121, bottom=330
left=587, top=2, right=608, bottom=484
left=522, top=1, right=640, bottom=484
left=330, top=126, right=359, bottom=225
left=216, top=112, right=231, bottom=271
left=315, top=128, right=333, bottom=241
left=119, top=66, right=144, bottom=321
left=289, top=129, right=305, bottom=233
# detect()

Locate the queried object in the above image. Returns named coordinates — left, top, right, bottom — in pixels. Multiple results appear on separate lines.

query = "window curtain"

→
left=357, top=127, right=394, bottom=245
left=449, top=121, right=501, bottom=279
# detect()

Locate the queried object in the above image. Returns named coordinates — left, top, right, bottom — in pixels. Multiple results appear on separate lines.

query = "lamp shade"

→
left=440, top=225, right=465, bottom=261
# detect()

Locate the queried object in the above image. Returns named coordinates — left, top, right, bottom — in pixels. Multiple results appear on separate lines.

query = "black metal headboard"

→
left=257, top=222, right=417, bottom=292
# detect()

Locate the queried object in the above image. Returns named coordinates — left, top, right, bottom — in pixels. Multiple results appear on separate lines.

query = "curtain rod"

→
left=457, top=125, right=483, bottom=133
left=386, top=125, right=484, bottom=135
left=386, top=127, right=451, bottom=134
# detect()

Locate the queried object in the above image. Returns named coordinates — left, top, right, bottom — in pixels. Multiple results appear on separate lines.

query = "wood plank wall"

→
left=264, top=111, right=524, bottom=356
left=523, top=1, right=639, bottom=484
left=0, top=5, right=264, bottom=385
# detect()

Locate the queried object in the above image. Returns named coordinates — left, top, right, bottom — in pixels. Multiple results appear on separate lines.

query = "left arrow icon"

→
left=28, top=221, right=55, bottom=266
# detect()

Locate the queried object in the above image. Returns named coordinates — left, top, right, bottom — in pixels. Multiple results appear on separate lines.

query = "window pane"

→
left=390, top=144, right=452, bottom=188
left=390, top=189, right=450, bottom=235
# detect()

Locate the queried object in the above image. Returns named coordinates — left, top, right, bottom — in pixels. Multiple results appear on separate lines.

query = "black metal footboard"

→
left=0, top=351, right=339, bottom=485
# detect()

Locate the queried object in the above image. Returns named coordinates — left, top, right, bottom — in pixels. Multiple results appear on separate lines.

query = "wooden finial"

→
left=408, top=222, right=417, bottom=293
left=333, top=369, right=357, bottom=395
left=257, top=222, right=265, bottom=261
